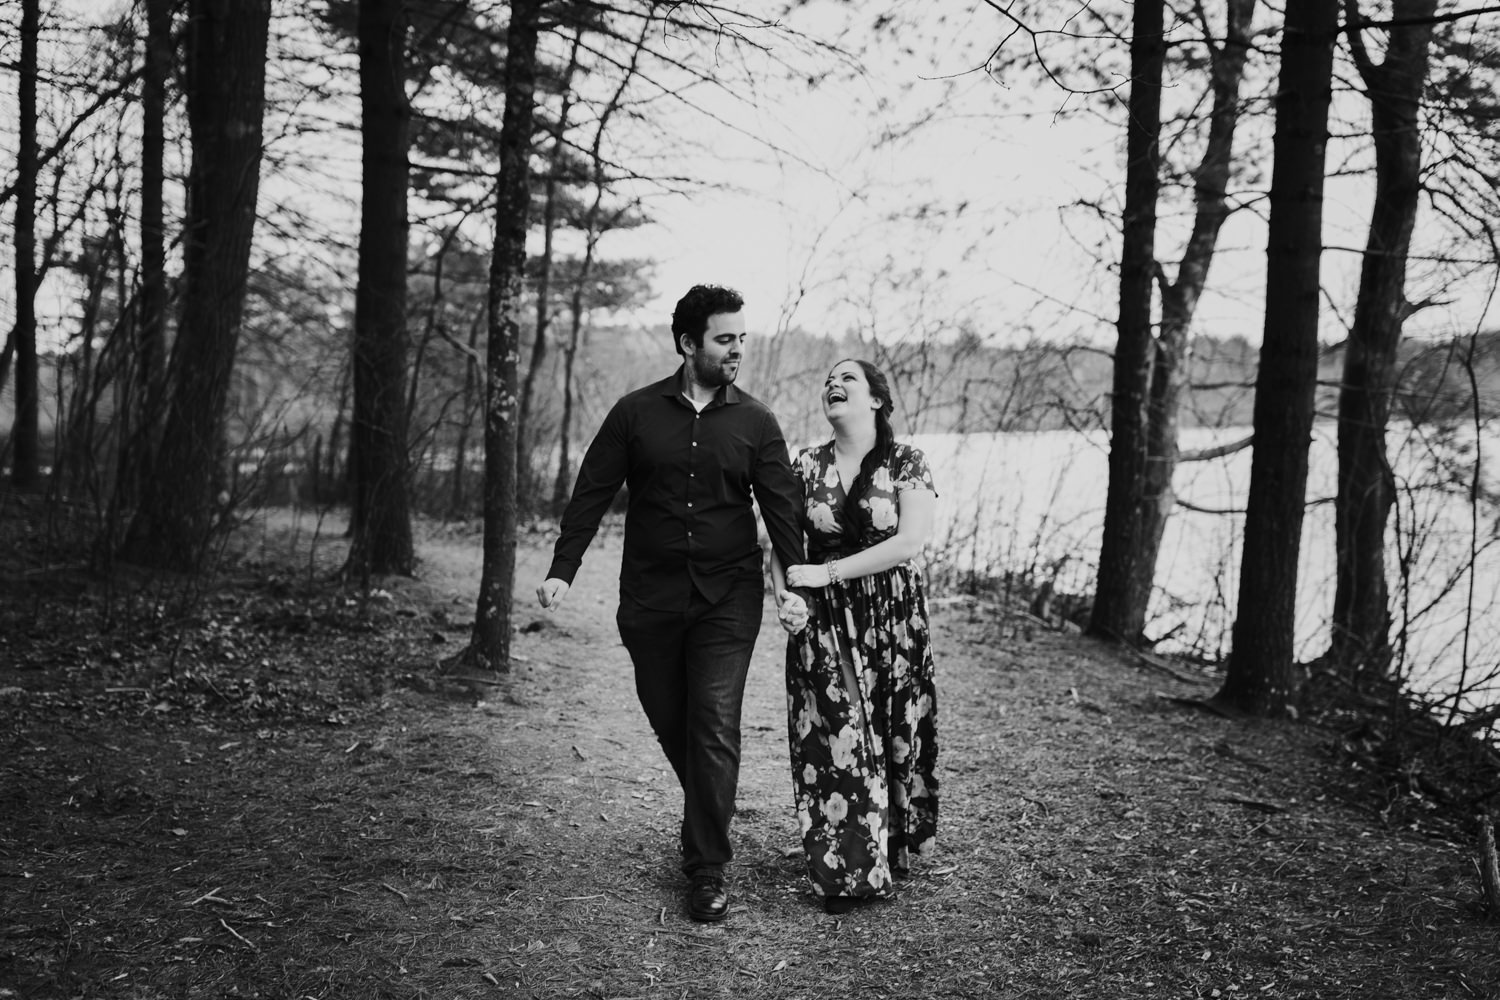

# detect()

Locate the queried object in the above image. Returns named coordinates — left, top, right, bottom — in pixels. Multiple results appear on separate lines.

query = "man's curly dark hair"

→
left=670, top=284, right=744, bottom=356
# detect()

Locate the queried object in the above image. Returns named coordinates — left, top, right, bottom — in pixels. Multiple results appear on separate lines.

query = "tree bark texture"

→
left=1089, top=0, right=1165, bottom=642
left=1219, top=0, right=1340, bottom=716
left=1480, top=815, right=1500, bottom=919
left=1328, top=0, right=1437, bottom=678
left=1136, top=0, right=1259, bottom=638
left=467, top=0, right=541, bottom=670
left=119, top=0, right=271, bottom=571
left=12, top=0, right=41, bottom=488
left=347, top=0, right=416, bottom=578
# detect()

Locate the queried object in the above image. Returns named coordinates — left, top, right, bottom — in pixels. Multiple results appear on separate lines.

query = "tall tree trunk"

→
left=346, top=0, right=415, bottom=578
left=456, top=0, right=541, bottom=671
left=1089, top=0, right=1165, bottom=641
left=123, top=0, right=174, bottom=503
left=1326, top=0, right=1437, bottom=679
left=517, top=32, right=582, bottom=516
left=119, top=0, right=271, bottom=571
left=140, top=0, right=171, bottom=397
left=111, top=0, right=174, bottom=539
left=12, top=0, right=41, bottom=488
left=1218, top=0, right=1340, bottom=716
left=1122, top=0, right=1259, bottom=642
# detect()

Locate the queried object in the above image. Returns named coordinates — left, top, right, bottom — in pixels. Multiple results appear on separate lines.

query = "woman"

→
left=770, top=359, right=940, bottom=914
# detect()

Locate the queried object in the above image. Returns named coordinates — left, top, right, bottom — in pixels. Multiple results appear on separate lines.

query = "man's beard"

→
left=693, top=354, right=738, bottom=387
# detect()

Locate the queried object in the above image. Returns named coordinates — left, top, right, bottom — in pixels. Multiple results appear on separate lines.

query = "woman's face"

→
left=822, top=360, right=881, bottom=424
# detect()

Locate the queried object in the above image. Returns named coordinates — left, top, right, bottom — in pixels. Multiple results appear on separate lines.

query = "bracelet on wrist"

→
left=826, top=557, right=842, bottom=586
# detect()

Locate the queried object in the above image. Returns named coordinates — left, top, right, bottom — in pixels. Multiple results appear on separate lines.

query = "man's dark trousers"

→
left=616, top=572, right=763, bottom=878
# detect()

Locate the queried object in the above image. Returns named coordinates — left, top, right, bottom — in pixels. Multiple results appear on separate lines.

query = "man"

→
left=537, top=284, right=807, bottom=923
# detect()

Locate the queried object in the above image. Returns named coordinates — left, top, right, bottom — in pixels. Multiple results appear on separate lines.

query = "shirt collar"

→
left=663, top=364, right=740, bottom=407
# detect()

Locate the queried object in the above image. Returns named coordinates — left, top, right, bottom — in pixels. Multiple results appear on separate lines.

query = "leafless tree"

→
left=1217, top=0, right=1341, bottom=717
left=1091, top=0, right=1259, bottom=645
left=1090, top=0, right=1166, bottom=644
left=1324, top=0, right=1440, bottom=681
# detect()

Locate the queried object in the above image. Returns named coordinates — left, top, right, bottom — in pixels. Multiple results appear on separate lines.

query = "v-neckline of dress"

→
left=828, top=442, right=862, bottom=500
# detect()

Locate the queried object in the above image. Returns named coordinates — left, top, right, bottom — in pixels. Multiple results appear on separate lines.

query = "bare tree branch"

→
left=1179, top=434, right=1253, bottom=462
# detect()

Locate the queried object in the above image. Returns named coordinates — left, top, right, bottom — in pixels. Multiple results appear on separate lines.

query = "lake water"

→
left=907, top=422, right=1500, bottom=712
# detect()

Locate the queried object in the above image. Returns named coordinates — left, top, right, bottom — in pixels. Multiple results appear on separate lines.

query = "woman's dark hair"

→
left=838, top=359, right=896, bottom=541
left=670, top=284, right=743, bottom=355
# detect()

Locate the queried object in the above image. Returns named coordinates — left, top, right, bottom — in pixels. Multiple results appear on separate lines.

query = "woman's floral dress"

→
left=786, top=440, right=940, bottom=901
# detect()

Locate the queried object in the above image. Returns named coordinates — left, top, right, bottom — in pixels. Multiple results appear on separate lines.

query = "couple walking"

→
left=536, top=284, right=939, bottom=920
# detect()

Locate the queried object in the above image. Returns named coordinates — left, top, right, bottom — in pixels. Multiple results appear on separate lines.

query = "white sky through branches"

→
left=6, top=0, right=1498, bottom=355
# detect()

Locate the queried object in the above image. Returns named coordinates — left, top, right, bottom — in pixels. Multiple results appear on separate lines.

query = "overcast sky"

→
left=609, top=1, right=1499, bottom=349
left=10, top=0, right=1498, bottom=353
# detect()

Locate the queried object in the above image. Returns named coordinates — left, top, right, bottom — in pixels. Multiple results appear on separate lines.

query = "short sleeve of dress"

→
left=795, top=446, right=818, bottom=490
left=892, top=443, right=938, bottom=497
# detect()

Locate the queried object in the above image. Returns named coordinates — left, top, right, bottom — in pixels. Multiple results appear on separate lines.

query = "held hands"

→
left=536, top=578, right=570, bottom=609
left=776, top=589, right=809, bottom=635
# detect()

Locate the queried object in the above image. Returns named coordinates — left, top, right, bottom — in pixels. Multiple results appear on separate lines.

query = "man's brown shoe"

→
left=688, top=874, right=729, bottom=922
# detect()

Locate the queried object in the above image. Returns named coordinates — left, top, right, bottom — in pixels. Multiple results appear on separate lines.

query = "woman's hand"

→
left=785, top=563, right=832, bottom=589
left=777, top=590, right=809, bottom=634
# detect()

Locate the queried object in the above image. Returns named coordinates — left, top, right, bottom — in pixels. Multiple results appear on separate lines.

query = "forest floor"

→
left=1, top=499, right=1498, bottom=1000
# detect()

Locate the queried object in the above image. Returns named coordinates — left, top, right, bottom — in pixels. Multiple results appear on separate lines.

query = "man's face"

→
left=684, top=311, right=746, bottom=388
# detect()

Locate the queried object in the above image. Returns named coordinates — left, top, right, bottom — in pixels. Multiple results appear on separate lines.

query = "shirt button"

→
left=687, top=502, right=693, bottom=508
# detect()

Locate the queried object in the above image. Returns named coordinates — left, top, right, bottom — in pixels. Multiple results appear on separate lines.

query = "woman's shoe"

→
left=823, top=896, right=858, bottom=915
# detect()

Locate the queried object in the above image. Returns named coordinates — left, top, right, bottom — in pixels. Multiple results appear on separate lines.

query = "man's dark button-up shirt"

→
left=546, top=369, right=806, bottom=611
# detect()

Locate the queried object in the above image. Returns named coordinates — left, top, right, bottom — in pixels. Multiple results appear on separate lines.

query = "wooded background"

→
left=3, top=0, right=1499, bottom=727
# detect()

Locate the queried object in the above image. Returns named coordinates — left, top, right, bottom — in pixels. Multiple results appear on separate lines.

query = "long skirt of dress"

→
left=786, top=562, right=939, bottom=899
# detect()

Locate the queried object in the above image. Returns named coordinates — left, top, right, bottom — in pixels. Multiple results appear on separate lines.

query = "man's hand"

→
left=537, top=578, right=570, bottom=609
left=777, top=588, right=808, bottom=634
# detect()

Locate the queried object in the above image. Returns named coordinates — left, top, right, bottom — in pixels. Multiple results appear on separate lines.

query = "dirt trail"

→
left=505, top=527, right=811, bottom=861
left=393, top=523, right=1490, bottom=998
left=2, top=512, right=1492, bottom=999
